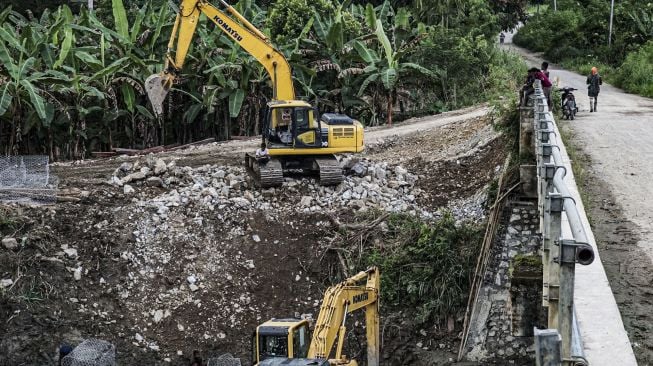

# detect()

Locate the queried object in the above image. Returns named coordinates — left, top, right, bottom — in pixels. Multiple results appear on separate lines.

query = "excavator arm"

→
left=146, top=0, right=295, bottom=116
left=307, top=267, right=380, bottom=366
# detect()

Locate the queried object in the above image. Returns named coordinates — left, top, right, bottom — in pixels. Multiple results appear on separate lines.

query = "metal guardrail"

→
left=530, top=80, right=593, bottom=366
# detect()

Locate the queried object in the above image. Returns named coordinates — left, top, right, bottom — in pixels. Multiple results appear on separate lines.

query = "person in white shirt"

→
left=255, top=142, right=270, bottom=163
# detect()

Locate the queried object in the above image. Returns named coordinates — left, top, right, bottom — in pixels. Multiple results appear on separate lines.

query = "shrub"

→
left=364, top=213, right=483, bottom=325
left=614, top=40, right=653, bottom=97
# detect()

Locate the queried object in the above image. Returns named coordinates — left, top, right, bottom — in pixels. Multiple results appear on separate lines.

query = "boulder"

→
left=154, top=159, right=167, bottom=175
left=2, top=237, right=18, bottom=250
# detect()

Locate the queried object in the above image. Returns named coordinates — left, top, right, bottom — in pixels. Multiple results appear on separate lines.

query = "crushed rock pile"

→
left=108, top=155, right=438, bottom=218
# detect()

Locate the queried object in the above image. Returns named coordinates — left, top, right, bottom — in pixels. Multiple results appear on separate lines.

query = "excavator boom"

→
left=146, top=0, right=294, bottom=116
left=308, top=267, right=380, bottom=366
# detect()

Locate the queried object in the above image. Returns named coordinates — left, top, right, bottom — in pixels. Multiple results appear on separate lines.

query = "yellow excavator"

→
left=252, top=267, right=380, bottom=366
left=146, top=0, right=365, bottom=187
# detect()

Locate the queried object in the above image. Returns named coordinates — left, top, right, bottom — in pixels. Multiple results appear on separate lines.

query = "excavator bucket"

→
left=145, top=73, right=169, bottom=117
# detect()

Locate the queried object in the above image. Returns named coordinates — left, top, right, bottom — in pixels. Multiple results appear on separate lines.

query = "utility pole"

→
left=608, top=0, right=615, bottom=45
left=88, top=0, right=94, bottom=11
left=554, top=0, right=557, bottom=11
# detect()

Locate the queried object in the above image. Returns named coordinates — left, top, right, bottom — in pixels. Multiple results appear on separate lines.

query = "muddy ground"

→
left=0, top=111, right=508, bottom=366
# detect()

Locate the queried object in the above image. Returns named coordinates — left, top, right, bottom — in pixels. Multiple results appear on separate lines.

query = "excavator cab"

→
left=253, top=319, right=313, bottom=365
left=265, top=103, right=323, bottom=149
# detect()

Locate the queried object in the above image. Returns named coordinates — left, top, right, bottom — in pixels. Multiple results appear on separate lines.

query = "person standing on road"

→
left=587, top=67, right=603, bottom=112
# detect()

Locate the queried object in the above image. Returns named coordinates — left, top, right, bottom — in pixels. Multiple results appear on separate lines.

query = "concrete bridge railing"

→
left=522, top=80, right=593, bottom=366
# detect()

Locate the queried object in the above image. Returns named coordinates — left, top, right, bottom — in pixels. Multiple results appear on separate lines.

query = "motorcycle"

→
left=560, top=87, right=578, bottom=120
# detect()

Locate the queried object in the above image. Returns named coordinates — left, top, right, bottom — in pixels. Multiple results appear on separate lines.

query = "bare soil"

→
left=0, top=109, right=507, bottom=365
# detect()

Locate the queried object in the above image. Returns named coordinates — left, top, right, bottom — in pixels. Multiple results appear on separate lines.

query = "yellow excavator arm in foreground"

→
left=308, top=267, right=380, bottom=365
left=146, top=0, right=294, bottom=115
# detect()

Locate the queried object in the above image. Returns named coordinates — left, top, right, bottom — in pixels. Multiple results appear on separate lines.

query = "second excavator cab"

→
left=253, top=319, right=312, bottom=364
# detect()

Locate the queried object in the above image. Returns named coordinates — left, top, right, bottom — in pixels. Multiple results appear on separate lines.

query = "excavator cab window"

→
left=258, top=333, right=289, bottom=360
left=292, top=323, right=310, bottom=358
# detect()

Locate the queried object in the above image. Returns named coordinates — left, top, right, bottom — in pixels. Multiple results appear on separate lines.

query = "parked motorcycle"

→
left=560, top=87, right=578, bottom=120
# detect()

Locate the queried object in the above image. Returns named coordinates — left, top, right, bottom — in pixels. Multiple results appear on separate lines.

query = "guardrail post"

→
left=547, top=193, right=563, bottom=327
left=558, top=239, right=588, bottom=365
left=534, top=328, right=562, bottom=366
left=540, top=162, right=555, bottom=307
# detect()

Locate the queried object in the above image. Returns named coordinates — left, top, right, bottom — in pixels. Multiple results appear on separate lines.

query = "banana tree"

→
left=0, top=22, right=55, bottom=155
left=355, top=17, right=435, bottom=126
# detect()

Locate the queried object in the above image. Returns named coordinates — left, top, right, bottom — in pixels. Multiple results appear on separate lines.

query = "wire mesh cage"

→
left=61, top=339, right=116, bottom=366
left=0, top=155, right=58, bottom=204
left=207, top=353, right=242, bottom=366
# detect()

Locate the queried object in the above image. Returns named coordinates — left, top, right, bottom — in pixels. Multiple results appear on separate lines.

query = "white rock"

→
left=252, top=235, right=261, bottom=242
left=73, top=267, right=82, bottom=281
left=154, top=159, right=167, bottom=175
left=244, top=191, right=255, bottom=201
left=300, top=196, right=313, bottom=207
left=154, top=309, right=164, bottom=323
left=123, top=185, right=135, bottom=195
left=375, top=167, right=386, bottom=180
left=230, top=197, right=251, bottom=209
left=110, top=175, right=124, bottom=187
left=0, top=279, right=13, bottom=288
left=148, top=344, right=160, bottom=351
left=118, top=162, right=133, bottom=172
left=2, top=237, right=18, bottom=250
left=395, top=166, right=408, bottom=176
left=187, top=275, right=197, bottom=284
left=177, top=323, right=185, bottom=331
left=189, top=284, right=199, bottom=292
left=63, top=248, right=78, bottom=258
left=135, top=333, right=144, bottom=342
left=295, top=275, right=301, bottom=282
left=245, top=260, right=255, bottom=269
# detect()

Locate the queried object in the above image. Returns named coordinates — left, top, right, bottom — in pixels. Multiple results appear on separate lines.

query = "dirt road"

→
left=505, top=38, right=653, bottom=364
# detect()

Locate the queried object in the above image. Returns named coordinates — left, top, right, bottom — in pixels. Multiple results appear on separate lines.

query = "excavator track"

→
left=315, top=156, right=344, bottom=186
left=245, top=153, right=284, bottom=188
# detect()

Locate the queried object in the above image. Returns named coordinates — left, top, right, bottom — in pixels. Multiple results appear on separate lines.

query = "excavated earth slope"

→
left=0, top=107, right=508, bottom=365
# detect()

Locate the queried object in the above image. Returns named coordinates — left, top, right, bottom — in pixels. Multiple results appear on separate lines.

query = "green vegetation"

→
left=0, top=0, right=527, bottom=159
left=515, top=0, right=653, bottom=97
left=363, top=213, right=483, bottom=325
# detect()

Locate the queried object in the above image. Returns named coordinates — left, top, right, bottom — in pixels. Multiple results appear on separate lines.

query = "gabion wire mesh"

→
left=0, top=155, right=58, bottom=204
left=207, top=353, right=242, bottom=366
left=61, top=339, right=116, bottom=366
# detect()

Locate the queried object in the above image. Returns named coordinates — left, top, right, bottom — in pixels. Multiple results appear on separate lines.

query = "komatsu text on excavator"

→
left=253, top=267, right=380, bottom=366
left=146, top=0, right=364, bottom=187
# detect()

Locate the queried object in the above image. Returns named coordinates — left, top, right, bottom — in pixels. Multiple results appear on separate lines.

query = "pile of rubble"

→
left=108, top=155, right=438, bottom=218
